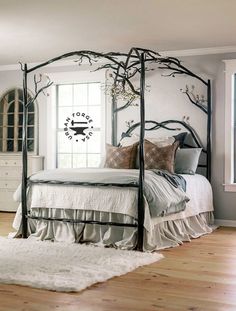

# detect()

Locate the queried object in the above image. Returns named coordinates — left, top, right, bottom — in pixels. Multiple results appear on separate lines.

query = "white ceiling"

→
left=0, top=0, right=236, bottom=65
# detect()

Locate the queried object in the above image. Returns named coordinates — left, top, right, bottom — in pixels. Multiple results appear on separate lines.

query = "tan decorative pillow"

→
left=104, top=143, right=138, bottom=169
left=120, top=134, right=175, bottom=147
left=144, top=140, right=179, bottom=173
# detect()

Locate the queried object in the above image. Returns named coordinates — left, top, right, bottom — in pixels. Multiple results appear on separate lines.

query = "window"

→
left=56, top=82, right=103, bottom=168
left=0, top=88, right=35, bottom=152
left=224, top=60, right=236, bottom=191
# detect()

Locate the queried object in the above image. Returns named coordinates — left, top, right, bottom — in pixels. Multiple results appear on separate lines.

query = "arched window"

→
left=0, top=88, right=36, bottom=152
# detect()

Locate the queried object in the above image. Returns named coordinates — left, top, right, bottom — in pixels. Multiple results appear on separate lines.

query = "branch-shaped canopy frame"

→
left=20, top=47, right=211, bottom=251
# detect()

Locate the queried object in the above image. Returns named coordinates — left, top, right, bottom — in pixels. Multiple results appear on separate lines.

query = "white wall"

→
left=0, top=52, right=236, bottom=221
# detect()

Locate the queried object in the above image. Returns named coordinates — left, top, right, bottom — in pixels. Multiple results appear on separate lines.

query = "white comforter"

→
left=13, top=173, right=213, bottom=231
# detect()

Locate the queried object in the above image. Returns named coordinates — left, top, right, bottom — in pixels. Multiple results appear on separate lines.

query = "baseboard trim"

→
left=215, top=219, right=236, bottom=227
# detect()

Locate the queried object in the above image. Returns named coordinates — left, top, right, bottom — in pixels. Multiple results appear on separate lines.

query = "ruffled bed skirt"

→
left=13, top=208, right=215, bottom=251
left=147, top=212, right=215, bottom=250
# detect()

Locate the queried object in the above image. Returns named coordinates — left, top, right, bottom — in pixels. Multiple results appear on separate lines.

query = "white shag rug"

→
left=0, top=237, right=163, bottom=292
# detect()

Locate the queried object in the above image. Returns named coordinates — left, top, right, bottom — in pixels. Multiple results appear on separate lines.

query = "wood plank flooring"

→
left=0, top=212, right=236, bottom=311
left=0, top=212, right=15, bottom=237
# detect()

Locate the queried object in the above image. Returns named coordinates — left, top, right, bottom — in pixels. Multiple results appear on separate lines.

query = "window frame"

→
left=46, top=70, right=108, bottom=169
left=224, top=60, right=236, bottom=191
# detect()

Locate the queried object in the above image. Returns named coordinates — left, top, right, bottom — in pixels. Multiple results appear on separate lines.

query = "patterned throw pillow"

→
left=144, top=140, right=179, bottom=173
left=104, top=143, right=138, bottom=169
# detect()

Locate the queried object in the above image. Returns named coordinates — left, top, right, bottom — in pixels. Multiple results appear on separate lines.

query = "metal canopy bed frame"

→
left=20, top=47, right=211, bottom=251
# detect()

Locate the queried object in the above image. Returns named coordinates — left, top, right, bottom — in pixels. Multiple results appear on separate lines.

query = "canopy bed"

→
left=13, top=47, right=214, bottom=251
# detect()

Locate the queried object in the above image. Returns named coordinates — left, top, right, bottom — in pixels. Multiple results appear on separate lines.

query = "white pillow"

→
left=120, top=134, right=175, bottom=147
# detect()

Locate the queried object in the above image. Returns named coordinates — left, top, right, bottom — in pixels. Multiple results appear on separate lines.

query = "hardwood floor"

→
left=0, top=212, right=236, bottom=311
left=0, top=212, right=15, bottom=237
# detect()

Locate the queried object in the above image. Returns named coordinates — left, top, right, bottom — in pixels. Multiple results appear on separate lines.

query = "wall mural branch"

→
left=26, top=74, right=53, bottom=108
left=180, top=85, right=208, bottom=114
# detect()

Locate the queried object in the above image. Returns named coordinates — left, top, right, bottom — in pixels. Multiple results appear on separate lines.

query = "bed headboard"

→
left=120, top=119, right=208, bottom=174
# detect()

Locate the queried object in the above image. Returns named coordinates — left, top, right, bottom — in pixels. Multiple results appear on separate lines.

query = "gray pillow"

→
left=175, top=148, right=202, bottom=175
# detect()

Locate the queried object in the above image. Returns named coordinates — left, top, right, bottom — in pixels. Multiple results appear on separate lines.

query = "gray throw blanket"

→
left=152, top=170, right=186, bottom=192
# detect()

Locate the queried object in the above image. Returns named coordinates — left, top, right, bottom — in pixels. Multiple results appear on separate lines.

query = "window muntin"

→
left=0, top=88, right=35, bottom=152
left=56, top=83, right=102, bottom=168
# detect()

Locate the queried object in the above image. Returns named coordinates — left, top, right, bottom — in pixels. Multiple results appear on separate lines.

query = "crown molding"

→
left=161, top=45, right=236, bottom=57
left=0, top=60, right=83, bottom=72
left=1, top=45, right=236, bottom=72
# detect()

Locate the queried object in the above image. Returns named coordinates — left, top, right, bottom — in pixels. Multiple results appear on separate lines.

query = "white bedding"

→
left=27, top=173, right=213, bottom=220
left=12, top=173, right=214, bottom=250
left=13, top=173, right=213, bottom=231
left=28, top=183, right=138, bottom=218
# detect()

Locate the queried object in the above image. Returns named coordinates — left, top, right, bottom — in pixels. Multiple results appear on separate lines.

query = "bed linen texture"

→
left=15, top=168, right=189, bottom=218
left=12, top=173, right=214, bottom=250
